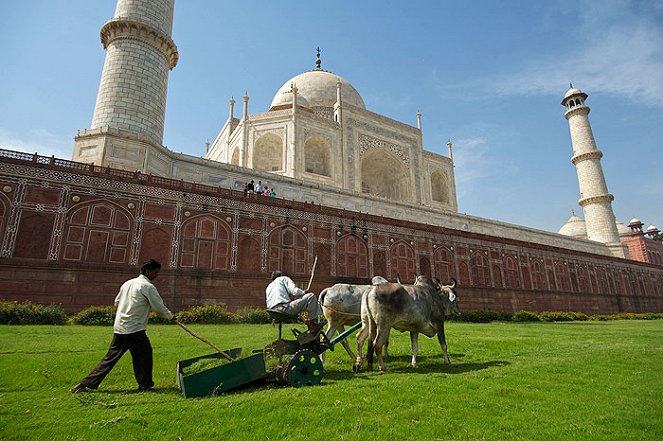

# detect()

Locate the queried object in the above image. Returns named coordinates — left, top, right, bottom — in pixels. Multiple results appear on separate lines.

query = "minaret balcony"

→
left=571, top=150, right=603, bottom=165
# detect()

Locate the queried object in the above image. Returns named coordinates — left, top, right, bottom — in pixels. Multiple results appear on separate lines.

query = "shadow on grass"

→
left=332, top=354, right=510, bottom=377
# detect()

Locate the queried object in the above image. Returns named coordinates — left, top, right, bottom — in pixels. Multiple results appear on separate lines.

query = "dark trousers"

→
left=80, top=331, right=154, bottom=390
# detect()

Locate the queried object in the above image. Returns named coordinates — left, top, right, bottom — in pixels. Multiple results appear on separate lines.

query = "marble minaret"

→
left=562, top=86, right=628, bottom=258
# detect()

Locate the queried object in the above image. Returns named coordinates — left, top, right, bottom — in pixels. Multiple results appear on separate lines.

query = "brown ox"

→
left=353, top=275, right=459, bottom=372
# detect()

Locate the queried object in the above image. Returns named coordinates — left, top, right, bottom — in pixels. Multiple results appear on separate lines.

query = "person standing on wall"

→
left=70, top=259, right=175, bottom=393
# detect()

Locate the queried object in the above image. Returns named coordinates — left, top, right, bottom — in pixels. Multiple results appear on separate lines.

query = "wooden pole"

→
left=175, top=321, right=236, bottom=362
left=306, top=255, right=318, bottom=291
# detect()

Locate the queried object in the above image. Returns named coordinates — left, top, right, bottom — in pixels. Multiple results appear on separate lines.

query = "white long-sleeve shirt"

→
left=114, top=274, right=173, bottom=334
left=265, top=276, right=305, bottom=309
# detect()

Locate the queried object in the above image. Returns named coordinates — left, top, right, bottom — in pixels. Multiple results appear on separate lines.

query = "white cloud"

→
left=0, top=127, right=71, bottom=159
left=495, top=2, right=663, bottom=107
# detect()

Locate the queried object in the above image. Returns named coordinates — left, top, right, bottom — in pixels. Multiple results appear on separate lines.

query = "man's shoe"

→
left=137, top=387, right=155, bottom=392
left=70, top=383, right=88, bottom=394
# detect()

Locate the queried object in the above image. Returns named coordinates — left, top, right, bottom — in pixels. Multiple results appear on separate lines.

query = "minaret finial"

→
left=315, top=47, right=321, bottom=69
left=570, top=82, right=573, bottom=88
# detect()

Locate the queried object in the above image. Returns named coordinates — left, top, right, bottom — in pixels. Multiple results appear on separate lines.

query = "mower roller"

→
left=176, top=311, right=361, bottom=398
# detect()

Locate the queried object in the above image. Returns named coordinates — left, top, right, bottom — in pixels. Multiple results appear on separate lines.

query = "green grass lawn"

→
left=1, top=321, right=662, bottom=440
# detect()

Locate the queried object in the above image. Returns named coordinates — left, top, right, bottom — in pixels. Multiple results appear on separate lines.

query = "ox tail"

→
left=319, top=288, right=329, bottom=308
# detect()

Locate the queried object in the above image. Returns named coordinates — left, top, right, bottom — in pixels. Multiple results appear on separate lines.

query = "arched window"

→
left=231, top=148, right=240, bottom=165
left=433, top=246, right=454, bottom=282
left=253, top=133, right=283, bottom=172
left=430, top=170, right=449, bottom=204
left=575, top=99, right=581, bottom=106
left=361, top=150, right=411, bottom=204
left=458, top=261, right=470, bottom=286
left=63, top=201, right=132, bottom=264
left=555, top=263, right=571, bottom=292
left=569, top=101, right=575, bottom=108
left=179, top=215, right=231, bottom=270
left=504, top=256, right=520, bottom=288
left=390, top=240, right=415, bottom=281
left=470, top=251, right=490, bottom=286
left=337, top=234, right=368, bottom=278
left=304, top=136, right=332, bottom=177
left=492, top=264, right=503, bottom=287
left=0, top=195, right=8, bottom=250
left=268, top=226, right=308, bottom=276
left=531, top=261, right=544, bottom=290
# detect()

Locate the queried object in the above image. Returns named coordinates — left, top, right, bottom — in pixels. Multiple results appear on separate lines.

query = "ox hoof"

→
left=352, top=364, right=361, bottom=373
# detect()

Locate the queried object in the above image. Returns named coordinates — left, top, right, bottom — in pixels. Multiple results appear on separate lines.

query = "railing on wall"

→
left=0, top=148, right=366, bottom=220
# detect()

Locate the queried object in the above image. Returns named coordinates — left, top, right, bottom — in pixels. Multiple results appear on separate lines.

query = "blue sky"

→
left=1, top=0, right=661, bottom=234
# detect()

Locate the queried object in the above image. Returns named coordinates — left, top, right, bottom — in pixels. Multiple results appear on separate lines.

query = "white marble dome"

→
left=564, top=87, right=584, bottom=100
left=270, top=69, right=365, bottom=110
left=558, top=214, right=587, bottom=238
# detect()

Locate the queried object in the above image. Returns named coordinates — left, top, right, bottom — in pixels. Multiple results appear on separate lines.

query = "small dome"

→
left=561, top=86, right=588, bottom=106
left=628, top=218, right=643, bottom=228
left=564, top=88, right=584, bottom=99
left=616, top=221, right=632, bottom=236
left=270, top=87, right=311, bottom=109
left=646, top=225, right=660, bottom=233
left=558, top=215, right=587, bottom=238
left=270, top=69, right=365, bottom=111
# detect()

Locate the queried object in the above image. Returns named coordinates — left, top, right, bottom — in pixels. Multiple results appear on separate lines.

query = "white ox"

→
left=319, top=276, right=388, bottom=360
left=353, top=275, right=459, bottom=372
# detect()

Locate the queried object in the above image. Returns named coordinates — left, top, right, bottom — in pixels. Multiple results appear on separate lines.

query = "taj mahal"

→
left=1, top=0, right=661, bottom=313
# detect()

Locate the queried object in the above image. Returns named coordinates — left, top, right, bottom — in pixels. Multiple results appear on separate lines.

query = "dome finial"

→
left=315, top=47, right=321, bottom=70
left=570, top=82, right=573, bottom=88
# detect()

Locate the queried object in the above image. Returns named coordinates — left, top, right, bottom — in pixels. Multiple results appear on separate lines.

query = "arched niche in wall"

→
left=253, top=133, right=283, bottom=172
left=267, top=225, right=308, bottom=277
left=179, top=214, right=231, bottom=270
left=304, top=136, right=332, bottom=177
left=430, top=169, right=450, bottom=204
left=336, top=233, right=368, bottom=278
left=360, top=149, right=411, bottom=204
left=231, top=147, right=240, bottom=166
left=389, top=240, right=415, bottom=281
left=62, top=200, right=133, bottom=264
left=433, top=246, right=455, bottom=282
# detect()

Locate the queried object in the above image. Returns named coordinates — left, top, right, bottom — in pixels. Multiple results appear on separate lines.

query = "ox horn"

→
left=449, top=278, right=457, bottom=289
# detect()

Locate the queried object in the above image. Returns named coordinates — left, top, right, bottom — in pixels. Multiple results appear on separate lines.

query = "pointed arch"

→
left=390, top=240, right=415, bottom=281
left=336, top=234, right=368, bottom=278
left=62, top=200, right=133, bottom=264
left=304, top=136, right=331, bottom=177
left=430, top=169, right=450, bottom=204
left=0, top=193, right=8, bottom=250
left=360, top=149, right=411, bottom=203
left=231, top=147, right=240, bottom=165
left=179, top=214, right=231, bottom=270
left=433, top=246, right=454, bottom=282
left=504, top=256, right=520, bottom=288
left=253, top=133, right=283, bottom=172
left=471, top=251, right=490, bottom=287
left=268, top=226, right=308, bottom=276
left=531, top=260, right=544, bottom=290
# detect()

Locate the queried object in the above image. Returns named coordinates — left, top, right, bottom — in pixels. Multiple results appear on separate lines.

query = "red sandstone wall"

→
left=1, top=153, right=662, bottom=315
